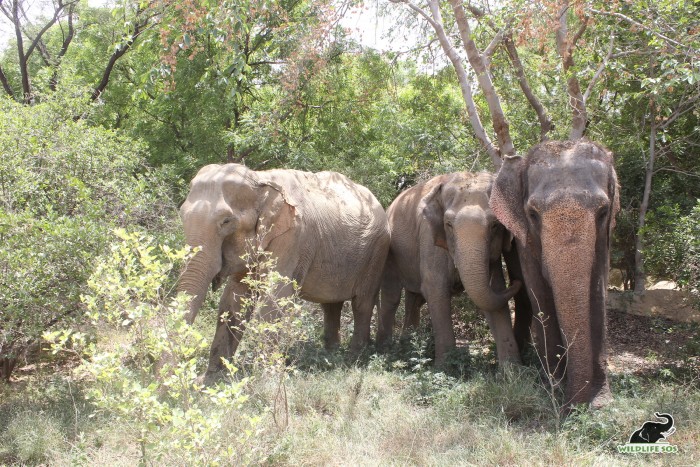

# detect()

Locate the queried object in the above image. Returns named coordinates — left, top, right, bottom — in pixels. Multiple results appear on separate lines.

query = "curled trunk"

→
left=453, top=226, right=520, bottom=312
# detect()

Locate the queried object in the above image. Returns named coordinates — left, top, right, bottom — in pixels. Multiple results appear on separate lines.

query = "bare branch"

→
left=11, top=0, right=31, bottom=103
left=555, top=2, right=587, bottom=139
left=583, top=32, right=615, bottom=103
left=504, top=35, right=553, bottom=141
left=50, top=3, right=76, bottom=91
left=392, top=0, right=501, bottom=166
left=91, top=7, right=154, bottom=101
left=0, top=64, right=15, bottom=98
left=449, top=0, right=514, bottom=157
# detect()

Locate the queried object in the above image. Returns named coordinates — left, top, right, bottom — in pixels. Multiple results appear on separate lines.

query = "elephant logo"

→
left=629, top=413, right=675, bottom=444
left=618, top=413, right=679, bottom=454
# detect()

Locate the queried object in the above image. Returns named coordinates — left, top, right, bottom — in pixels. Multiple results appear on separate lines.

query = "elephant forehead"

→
left=527, top=158, right=609, bottom=203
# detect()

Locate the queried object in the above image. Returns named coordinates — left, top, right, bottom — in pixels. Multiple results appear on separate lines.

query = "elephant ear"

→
left=421, top=183, right=448, bottom=250
left=490, top=155, right=528, bottom=244
left=608, top=165, right=621, bottom=232
left=255, top=180, right=299, bottom=250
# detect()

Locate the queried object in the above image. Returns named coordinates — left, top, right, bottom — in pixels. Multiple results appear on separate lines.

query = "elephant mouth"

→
left=211, top=272, right=225, bottom=292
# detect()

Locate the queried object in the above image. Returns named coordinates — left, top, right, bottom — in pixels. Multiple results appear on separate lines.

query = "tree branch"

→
left=50, top=4, right=76, bottom=91
left=0, top=64, right=15, bottom=98
left=556, top=2, right=587, bottom=139
left=504, top=34, right=553, bottom=141
left=583, top=31, right=615, bottom=103
left=11, top=0, right=31, bottom=103
left=90, top=8, right=152, bottom=102
left=467, top=2, right=552, bottom=142
left=391, top=0, right=501, bottom=166
left=449, top=0, right=513, bottom=158
left=588, top=7, right=694, bottom=53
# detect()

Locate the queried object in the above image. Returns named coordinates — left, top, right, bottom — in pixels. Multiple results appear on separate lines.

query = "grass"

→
left=1, top=303, right=699, bottom=466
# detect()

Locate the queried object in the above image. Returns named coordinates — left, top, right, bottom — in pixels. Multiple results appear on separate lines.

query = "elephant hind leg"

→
left=376, top=256, right=402, bottom=350
left=322, top=302, right=343, bottom=349
left=401, top=291, right=425, bottom=337
left=350, top=294, right=376, bottom=353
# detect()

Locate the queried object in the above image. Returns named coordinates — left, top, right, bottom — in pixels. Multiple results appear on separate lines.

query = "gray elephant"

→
left=376, top=172, right=522, bottom=366
left=490, top=139, right=620, bottom=409
left=178, top=164, right=390, bottom=382
left=629, top=413, right=675, bottom=444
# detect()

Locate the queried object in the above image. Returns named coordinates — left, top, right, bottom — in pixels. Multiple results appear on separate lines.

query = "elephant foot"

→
left=197, top=369, right=227, bottom=387
left=590, top=386, right=613, bottom=410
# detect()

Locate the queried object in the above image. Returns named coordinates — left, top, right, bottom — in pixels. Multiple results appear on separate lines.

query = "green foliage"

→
left=0, top=94, right=176, bottom=380
left=46, top=230, right=260, bottom=465
left=641, top=201, right=700, bottom=298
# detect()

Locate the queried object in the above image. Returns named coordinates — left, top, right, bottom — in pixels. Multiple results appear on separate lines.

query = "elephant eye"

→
left=220, top=217, right=235, bottom=229
left=527, top=208, right=540, bottom=224
left=445, top=220, right=453, bottom=229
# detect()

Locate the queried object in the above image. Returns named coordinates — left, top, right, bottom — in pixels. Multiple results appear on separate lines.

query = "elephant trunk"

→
left=178, top=236, right=223, bottom=324
left=541, top=204, right=600, bottom=408
left=453, top=221, right=520, bottom=312
left=655, top=413, right=674, bottom=431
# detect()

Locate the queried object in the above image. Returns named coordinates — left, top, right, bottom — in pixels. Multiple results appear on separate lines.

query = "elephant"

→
left=376, top=171, right=523, bottom=366
left=178, top=164, right=390, bottom=382
left=490, top=139, right=620, bottom=410
left=629, top=413, right=675, bottom=443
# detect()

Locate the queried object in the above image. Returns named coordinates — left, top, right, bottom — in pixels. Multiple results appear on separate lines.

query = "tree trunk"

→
left=634, top=109, right=657, bottom=292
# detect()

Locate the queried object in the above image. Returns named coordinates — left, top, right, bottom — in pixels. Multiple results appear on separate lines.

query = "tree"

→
left=590, top=0, right=700, bottom=291
left=0, top=0, right=156, bottom=104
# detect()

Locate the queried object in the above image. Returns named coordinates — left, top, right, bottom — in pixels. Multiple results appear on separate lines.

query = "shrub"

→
left=0, top=95, right=176, bottom=380
left=642, top=201, right=700, bottom=302
left=46, top=229, right=312, bottom=464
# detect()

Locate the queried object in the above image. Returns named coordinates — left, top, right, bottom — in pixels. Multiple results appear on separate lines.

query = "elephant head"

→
left=422, top=172, right=521, bottom=312
left=490, top=140, right=620, bottom=409
left=178, top=164, right=298, bottom=323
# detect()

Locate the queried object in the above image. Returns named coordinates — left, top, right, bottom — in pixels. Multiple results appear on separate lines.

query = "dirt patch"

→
left=607, top=307, right=699, bottom=377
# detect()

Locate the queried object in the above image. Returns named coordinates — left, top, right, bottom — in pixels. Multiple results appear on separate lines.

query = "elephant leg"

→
left=401, top=291, right=425, bottom=337
left=376, top=255, right=402, bottom=350
left=422, top=288, right=454, bottom=367
left=504, top=246, right=533, bottom=355
left=349, top=293, right=376, bottom=353
left=481, top=260, right=521, bottom=365
left=322, top=302, right=343, bottom=349
left=204, top=279, right=251, bottom=383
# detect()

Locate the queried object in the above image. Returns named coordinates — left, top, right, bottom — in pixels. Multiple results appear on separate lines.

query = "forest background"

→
left=0, top=0, right=699, bottom=464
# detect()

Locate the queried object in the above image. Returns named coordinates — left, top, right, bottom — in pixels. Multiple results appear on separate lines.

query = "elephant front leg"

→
left=422, top=289, right=455, bottom=367
left=203, top=280, right=250, bottom=385
left=322, top=302, right=343, bottom=349
left=481, top=260, right=521, bottom=365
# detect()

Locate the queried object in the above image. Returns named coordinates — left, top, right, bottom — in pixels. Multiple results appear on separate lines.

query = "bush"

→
left=0, top=94, right=177, bottom=381
left=642, top=201, right=700, bottom=301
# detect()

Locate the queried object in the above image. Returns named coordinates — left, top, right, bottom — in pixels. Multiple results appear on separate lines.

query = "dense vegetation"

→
left=0, top=0, right=698, bottom=464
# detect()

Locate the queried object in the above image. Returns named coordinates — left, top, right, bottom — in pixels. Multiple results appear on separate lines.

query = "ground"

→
left=607, top=304, right=699, bottom=377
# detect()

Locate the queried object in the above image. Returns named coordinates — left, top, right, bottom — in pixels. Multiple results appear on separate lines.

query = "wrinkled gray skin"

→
left=376, top=172, right=522, bottom=366
left=179, top=164, right=390, bottom=383
left=490, top=140, right=620, bottom=410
